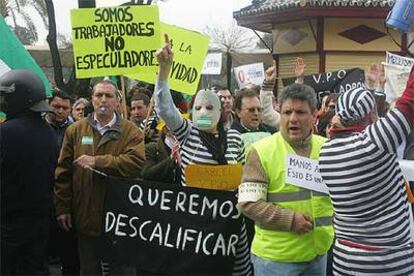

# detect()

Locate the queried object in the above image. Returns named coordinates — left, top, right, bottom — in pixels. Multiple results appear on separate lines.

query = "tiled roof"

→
left=234, top=0, right=395, bottom=18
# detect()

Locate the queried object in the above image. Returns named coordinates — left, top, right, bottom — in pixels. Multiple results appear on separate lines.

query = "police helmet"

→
left=0, top=69, right=53, bottom=114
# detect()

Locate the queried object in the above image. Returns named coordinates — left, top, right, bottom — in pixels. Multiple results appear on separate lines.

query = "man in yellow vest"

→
left=238, top=83, right=334, bottom=275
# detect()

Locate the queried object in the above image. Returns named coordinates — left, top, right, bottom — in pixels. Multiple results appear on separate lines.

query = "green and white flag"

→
left=0, top=16, right=52, bottom=96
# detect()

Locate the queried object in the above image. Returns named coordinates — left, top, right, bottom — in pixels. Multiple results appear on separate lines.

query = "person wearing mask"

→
left=54, top=80, right=145, bottom=275
left=319, top=69, right=414, bottom=275
left=155, top=34, right=252, bottom=275
left=238, top=83, right=334, bottom=276
left=0, top=70, right=58, bottom=275
left=72, top=98, right=89, bottom=122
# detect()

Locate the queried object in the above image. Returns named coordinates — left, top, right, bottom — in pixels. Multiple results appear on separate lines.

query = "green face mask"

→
left=195, top=115, right=213, bottom=129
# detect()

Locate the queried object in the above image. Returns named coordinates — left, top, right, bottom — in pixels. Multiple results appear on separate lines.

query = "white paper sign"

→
left=285, top=154, right=329, bottom=194
left=399, top=160, right=414, bottom=182
left=383, top=62, right=411, bottom=102
left=386, top=51, right=414, bottom=68
left=238, top=182, right=267, bottom=202
left=233, top=62, right=265, bottom=89
left=201, top=53, right=222, bottom=75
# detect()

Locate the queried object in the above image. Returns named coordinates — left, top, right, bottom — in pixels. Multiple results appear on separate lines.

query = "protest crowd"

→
left=1, top=3, right=414, bottom=276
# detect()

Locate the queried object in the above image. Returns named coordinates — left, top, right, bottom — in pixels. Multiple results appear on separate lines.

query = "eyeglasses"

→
left=244, top=107, right=263, bottom=113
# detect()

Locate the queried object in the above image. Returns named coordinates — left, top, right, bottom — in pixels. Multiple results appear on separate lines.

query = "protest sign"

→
left=233, top=62, right=265, bottom=89
left=185, top=164, right=242, bottom=190
left=386, top=51, right=414, bottom=68
left=285, top=154, right=329, bottom=194
left=0, top=16, right=51, bottom=96
left=383, top=62, right=411, bottom=101
left=202, top=53, right=222, bottom=75
left=282, top=68, right=365, bottom=102
left=130, top=23, right=210, bottom=95
left=71, top=6, right=161, bottom=78
left=102, top=176, right=242, bottom=275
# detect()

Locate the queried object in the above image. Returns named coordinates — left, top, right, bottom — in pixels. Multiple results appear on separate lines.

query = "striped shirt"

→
left=173, top=119, right=245, bottom=186
left=319, top=109, right=414, bottom=275
left=155, top=79, right=252, bottom=275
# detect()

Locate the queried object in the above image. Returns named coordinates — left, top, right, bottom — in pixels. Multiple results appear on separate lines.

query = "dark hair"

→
left=130, top=93, right=150, bottom=107
left=325, top=93, right=339, bottom=108
left=129, top=86, right=152, bottom=99
left=211, top=85, right=233, bottom=96
left=278, top=83, right=317, bottom=112
left=50, top=88, right=72, bottom=103
left=91, top=80, right=118, bottom=97
left=317, top=110, right=335, bottom=137
left=234, top=89, right=260, bottom=110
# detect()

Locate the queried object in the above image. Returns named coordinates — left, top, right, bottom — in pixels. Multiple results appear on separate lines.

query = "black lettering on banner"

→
left=102, top=176, right=243, bottom=275
left=170, top=61, right=198, bottom=84
left=105, top=36, right=125, bottom=51
left=94, top=6, right=133, bottom=23
left=74, top=50, right=157, bottom=70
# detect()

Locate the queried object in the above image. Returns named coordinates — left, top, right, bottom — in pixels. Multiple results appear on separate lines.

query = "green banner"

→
left=129, top=23, right=210, bottom=95
left=0, top=16, right=52, bottom=96
left=71, top=6, right=161, bottom=78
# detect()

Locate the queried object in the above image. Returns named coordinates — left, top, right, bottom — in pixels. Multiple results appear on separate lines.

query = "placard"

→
left=282, top=68, right=365, bottom=102
left=71, top=6, right=161, bottom=78
left=185, top=164, right=242, bottom=190
left=233, top=62, right=265, bottom=89
left=386, top=51, right=414, bottom=68
left=285, top=154, right=329, bottom=194
left=102, top=176, right=243, bottom=275
left=202, top=53, right=222, bottom=75
left=130, top=23, right=210, bottom=95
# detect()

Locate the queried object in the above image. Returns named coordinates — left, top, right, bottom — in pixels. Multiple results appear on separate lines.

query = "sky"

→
left=8, top=0, right=252, bottom=46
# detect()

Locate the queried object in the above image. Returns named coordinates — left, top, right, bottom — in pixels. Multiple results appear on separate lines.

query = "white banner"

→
left=201, top=53, right=222, bottom=75
left=285, top=154, right=329, bottom=194
left=233, top=62, right=265, bottom=89
left=386, top=51, right=414, bottom=68
left=383, top=62, right=411, bottom=102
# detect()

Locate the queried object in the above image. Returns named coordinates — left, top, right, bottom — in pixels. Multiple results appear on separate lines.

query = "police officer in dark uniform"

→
left=0, top=70, right=58, bottom=275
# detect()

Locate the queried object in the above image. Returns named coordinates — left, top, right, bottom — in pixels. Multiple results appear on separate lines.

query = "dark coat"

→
left=0, top=111, right=58, bottom=220
left=54, top=114, right=145, bottom=236
left=142, top=138, right=178, bottom=184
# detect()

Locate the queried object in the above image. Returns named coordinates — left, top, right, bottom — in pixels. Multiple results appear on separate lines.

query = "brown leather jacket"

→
left=54, top=113, right=145, bottom=236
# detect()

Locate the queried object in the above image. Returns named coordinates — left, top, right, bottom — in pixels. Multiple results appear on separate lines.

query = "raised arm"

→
left=294, top=57, right=306, bottom=84
left=261, top=60, right=280, bottom=129
left=154, top=34, right=184, bottom=132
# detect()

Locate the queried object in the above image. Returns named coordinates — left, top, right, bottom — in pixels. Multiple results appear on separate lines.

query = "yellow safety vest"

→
left=251, top=132, right=334, bottom=262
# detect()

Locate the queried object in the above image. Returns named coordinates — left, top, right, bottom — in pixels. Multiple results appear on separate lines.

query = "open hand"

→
left=365, top=63, right=380, bottom=89
left=294, top=58, right=306, bottom=77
